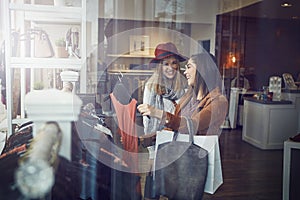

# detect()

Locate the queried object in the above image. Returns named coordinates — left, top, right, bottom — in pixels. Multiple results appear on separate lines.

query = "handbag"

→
left=153, top=117, right=208, bottom=200
left=10, top=29, right=54, bottom=58
left=33, top=29, right=54, bottom=58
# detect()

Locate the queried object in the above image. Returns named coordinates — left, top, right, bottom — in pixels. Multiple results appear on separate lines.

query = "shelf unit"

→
left=2, top=0, right=98, bottom=136
left=105, top=52, right=155, bottom=104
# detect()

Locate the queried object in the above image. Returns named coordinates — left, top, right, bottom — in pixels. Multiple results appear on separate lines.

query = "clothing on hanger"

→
left=110, top=94, right=139, bottom=156
left=110, top=93, right=142, bottom=198
left=112, top=77, right=132, bottom=105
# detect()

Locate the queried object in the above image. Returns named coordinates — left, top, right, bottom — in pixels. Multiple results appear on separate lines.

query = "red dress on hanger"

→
left=110, top=93, right=141, bottom=197
left=110, top=93, right=139, bottom=171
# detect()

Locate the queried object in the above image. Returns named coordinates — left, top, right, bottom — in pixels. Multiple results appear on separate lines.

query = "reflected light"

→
left=281, top=2, right=292, bottom=8
left=225, top=52, right=238, bottom=68
left=231, top=56, right=236, bottom=63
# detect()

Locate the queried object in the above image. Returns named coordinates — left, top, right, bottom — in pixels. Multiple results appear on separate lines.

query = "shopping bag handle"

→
left=172, top=116, right=194, bottom=144
left=184, top=116, right=194, bottom=143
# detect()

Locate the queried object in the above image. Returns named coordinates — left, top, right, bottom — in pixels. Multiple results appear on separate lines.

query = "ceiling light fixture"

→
left=281, top=2, right=292, bottom=8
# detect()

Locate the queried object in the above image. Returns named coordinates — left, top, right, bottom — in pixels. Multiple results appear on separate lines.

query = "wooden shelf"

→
left=25, top=13, right=82, bottom=24
left=108, top=69, right=154, bottom=76
left=9, top=3, right=82, bottom=15
left=107, top=54, right=154, bottom=58
left=10, top=57, right=82, bottom=70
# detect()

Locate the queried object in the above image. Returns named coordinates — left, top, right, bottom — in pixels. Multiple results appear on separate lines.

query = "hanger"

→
left=112, top=72, right=133, bottom=105
left=117, top=71, right=123, bottom=82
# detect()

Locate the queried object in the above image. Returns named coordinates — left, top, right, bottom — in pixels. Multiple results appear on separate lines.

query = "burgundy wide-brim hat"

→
left=150, top=42, right=187, bottom=64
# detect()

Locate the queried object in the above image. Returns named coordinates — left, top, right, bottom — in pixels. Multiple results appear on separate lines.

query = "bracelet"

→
left=165, top=112, right=171, bottom=125
left=165, top=115, right=170, bottom=124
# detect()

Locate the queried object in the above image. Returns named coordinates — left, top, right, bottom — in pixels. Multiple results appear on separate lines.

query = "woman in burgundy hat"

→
left=142, top=42, right=187, bottom=160
left=139, top=52, right=228, bottom=136
left=139, top=53, right=228, bottom=199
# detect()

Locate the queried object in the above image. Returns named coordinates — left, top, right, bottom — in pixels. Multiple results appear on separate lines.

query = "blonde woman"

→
left=142, top=42, right=187, bottom=159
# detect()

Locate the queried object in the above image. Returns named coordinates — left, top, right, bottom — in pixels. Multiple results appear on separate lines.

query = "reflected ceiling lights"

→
left=281, top=2, right=292, bottom=8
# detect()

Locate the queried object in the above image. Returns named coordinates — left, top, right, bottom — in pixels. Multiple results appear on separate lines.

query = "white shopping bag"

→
left=155, top=131, right=223, bottom=194
left=195, top=136, right=223, bottom=194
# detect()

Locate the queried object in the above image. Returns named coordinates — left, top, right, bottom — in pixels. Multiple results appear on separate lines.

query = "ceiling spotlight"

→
left=281, top=2, right=292, bottom=7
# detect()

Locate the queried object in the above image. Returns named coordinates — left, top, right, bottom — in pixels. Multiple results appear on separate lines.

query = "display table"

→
left=242, top=97, right=298, bottom=149
left=283, top=140, right=300, bottom=200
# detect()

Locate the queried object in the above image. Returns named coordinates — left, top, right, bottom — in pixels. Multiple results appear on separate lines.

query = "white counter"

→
left=242, top=98, right=298, bottom=149
left=228, top=88, right=256, bottom=128
left=281, top=90, right=300, bottom=133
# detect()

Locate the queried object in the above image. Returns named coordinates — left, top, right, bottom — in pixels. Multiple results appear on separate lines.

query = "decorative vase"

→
left=55, top=46, right=68, bottom=58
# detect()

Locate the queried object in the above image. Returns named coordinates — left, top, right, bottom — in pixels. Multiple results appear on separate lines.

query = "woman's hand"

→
left=137, top=104, right=153, bottom=116
left=137, top=104, right=163, bottom=119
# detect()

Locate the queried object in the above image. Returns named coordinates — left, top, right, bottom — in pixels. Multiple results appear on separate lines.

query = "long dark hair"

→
left=191, top=53, right=220, bottom=98
left=180, top=53, right=221, bottom=107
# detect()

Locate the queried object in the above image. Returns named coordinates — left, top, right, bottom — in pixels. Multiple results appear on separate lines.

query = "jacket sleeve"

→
left=164, top=95, right=228, bottom=135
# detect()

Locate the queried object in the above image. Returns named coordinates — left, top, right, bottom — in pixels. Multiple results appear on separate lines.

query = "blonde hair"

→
left=147, top=56, right=186, bottom=95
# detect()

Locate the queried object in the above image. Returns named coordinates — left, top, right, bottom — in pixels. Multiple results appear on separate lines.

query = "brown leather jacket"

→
left=163, top=87, right=228, bottom=135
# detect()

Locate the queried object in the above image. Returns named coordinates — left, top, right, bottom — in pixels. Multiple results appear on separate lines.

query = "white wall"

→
left=98, top=0, right=218, bottom=23
left=98, top=0, right=219, bottom=54
left=98, top=0, right=261, bottom=55
left=190, top=23, right=216, bottom=54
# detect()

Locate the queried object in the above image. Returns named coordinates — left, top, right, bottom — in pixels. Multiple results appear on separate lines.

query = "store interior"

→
left=0, top=0, right=299, bottom=199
